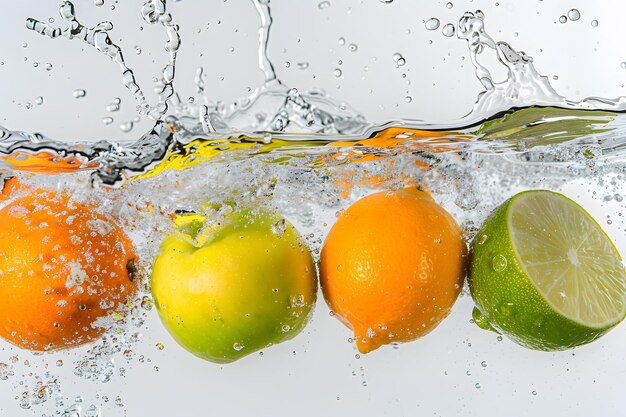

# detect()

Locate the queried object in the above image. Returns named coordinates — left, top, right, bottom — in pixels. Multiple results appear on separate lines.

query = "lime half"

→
left=469, top=190, right=626, bottom=351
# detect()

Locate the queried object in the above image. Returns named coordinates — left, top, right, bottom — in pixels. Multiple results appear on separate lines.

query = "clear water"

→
left=1, top=1, right=626, bottom=416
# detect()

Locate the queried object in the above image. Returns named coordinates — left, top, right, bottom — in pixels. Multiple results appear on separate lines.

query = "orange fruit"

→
left=320, top=188, right=467, bottom=353
left=0, top=188, right=139, bottom=351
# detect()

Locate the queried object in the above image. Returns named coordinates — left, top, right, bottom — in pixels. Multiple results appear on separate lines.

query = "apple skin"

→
left=151, top=208, right=317, bottom=364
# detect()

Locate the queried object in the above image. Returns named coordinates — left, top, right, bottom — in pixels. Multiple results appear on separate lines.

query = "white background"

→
left=1, top=1, right=626, bottom=417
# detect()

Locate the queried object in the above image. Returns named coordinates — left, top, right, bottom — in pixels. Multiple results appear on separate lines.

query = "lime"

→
left=469, top=190, right=626, bottom=351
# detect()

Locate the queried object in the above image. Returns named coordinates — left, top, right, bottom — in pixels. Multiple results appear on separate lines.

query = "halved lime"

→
left=469, top=190, right=626, bottom=351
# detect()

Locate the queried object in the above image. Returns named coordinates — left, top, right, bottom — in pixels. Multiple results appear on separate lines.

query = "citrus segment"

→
left=509, top=191, right=626, bottom=327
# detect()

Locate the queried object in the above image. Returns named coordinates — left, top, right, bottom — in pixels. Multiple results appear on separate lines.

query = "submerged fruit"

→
left=320, top=188, right=467, bottom=353
left=0, top=189, right=138, bottom=351
left=151, top=207, right=317, bottom=364
left=469, top=190, right=626, bottom=350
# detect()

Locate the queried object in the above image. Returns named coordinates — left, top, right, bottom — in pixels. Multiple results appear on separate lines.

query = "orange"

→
left=0, top=187, right=139, bottom=352
left=320, top=188, right=467, bottom=353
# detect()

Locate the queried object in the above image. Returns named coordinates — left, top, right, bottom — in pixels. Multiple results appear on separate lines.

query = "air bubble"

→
left=492, top=255, right=507, bottom=272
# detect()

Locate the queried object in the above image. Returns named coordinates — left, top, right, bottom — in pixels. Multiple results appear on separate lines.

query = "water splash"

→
left=0, top=3, right=623, bottom=187
left=454, top=11, right=626, bottom=126
left=26, top=0, right=181, bottom=121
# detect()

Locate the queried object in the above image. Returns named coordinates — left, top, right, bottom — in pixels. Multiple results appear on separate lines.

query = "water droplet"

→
left=297, top=62, right=309, bottom=70
left=135, top=46, right=142, bottom=55
left=188, top=97, right=195, bottom=103
left=338, top=37, right=346, bottom=46
left=497, top=335, right=503, bottom=342
left=95, top=0, right=105, bottom=6
left=45, top=62, right=53, bottom=71
left=481, top=361, right=488, bottom=367
left=621, top=62, right=626, bottom=70
left=567, top=9, right=580, bottom=21
left=22, top=42, right=28, bottom=48
left=348, top=43, right=358, bottom=52
left=102, top=117, right=114, bottom=125
left=393, top=53, right=406, bottom=66
left=56, top=360, right=63, bottom=367
left=282, top=324, right=291, bottom=332
left=379, top=0, right=393, bottom=3
left=442, top=23, right=455, bottom=37
left=446, top=2, right=453, bottom=9
left=318, top=1, right=331, bottom=9
left=491, top=254, right=508, bottom=272
left=532, top=390, right=538, bottom=396
left=475, top=382, right=481, bottom=389
left=425, top=18, right=440, bottom=31
left=591, top=19, right=598, bottom=27
left=72, top=89, right=86, bottom=99
left=478, top=234, right=488, bottom=245
left=559, top=15, right=567, bottom=24
left=405, top=96, right=412, bottom=103
left=284, top=61, right=291, bottom=68
left=233, top=342, right=244, bottom=351
left=32, top=62, right=39, bottom=68
left=120, top=121, right=134, bottom=132
left=35, top=96, right=44, bottom=105
left=333, top=68, right=342, bottom=77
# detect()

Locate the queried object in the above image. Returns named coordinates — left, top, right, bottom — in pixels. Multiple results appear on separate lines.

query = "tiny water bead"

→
left=393, top=53, right=406, bottom=66
left=559, top=15, right=567, bottom=24
left=348, top=43, right=358, bottom=52
left=72, top=89, right=86, bottom=99
left=34, top=96, right=44, bottom=105
left=621, top=62, right=626, bottom=70
left=318, top=1, right=330, bottom=9
left=333, top=68, right=342, bottom=77
left=425, top=18, right=440, bottom=31
left=591, top=19, right=598, bottom=27
left=446, top=2, right=453, bottom=9
left=442, top=23, right=455, bottom=37
left=567, top=9, right=580, bottom=21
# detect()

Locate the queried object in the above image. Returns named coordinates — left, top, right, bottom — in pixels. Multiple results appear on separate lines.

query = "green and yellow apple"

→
left=151, top=207, right=317, bottom=363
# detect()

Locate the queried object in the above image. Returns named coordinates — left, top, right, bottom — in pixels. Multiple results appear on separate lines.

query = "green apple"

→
left=151, top=207, right=317, bottom=363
